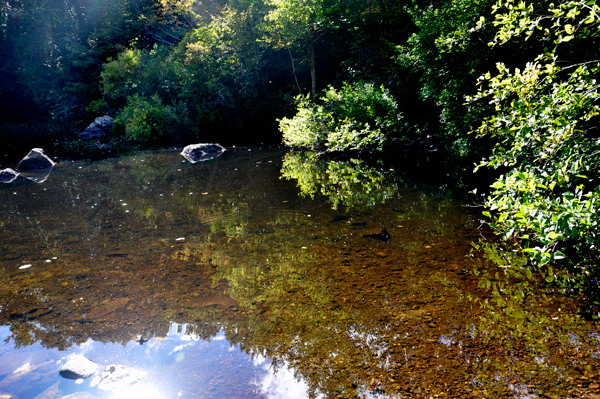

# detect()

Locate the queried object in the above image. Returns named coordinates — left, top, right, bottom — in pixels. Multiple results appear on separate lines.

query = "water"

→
left=0, top=148, right=598, bottom=398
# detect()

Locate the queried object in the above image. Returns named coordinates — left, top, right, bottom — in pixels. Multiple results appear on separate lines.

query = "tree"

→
left=470, top=0, right=600, bottom=273
left=279, top=81, right=404, bottom=152
left=263, top=0, right=338, bottom=100
left=396, top=0, right=526, bottom=158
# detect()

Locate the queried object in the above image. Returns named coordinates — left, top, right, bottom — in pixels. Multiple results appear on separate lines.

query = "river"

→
left=0, top=148, right=598, bottom=398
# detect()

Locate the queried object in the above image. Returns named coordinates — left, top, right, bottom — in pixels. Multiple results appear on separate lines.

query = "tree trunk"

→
left=307, top=42, right=316, bottom=101
left=289, top=48, right=303, bottom=96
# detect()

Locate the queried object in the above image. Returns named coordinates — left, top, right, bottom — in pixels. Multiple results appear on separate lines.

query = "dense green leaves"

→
left=396, top=0, right=499, bottom=157
left=280, top=82, right=404, bottom=152
left=471, top=0, right=600, bottom=272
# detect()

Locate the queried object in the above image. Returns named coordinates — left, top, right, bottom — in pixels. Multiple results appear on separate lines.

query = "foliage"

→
left=178, top=5, right=268, bottom=125
left=85, top=99, right=109, bottom=116
left=0, top=0, right=164, bottom=122
left=396, top=0, right=500, bottom=157
left=98, top=3, right=290, bottom=140
left=280, top=82, right=404, bottom=152
left=280, top=151, right=399, bottom=210
left=470, top=0, right=600, bottom=271
left=263, top=0, right=338, bottom=99
left=101, top=45, right=187, bottom=108
left=114, top=95, right=177, bottom=142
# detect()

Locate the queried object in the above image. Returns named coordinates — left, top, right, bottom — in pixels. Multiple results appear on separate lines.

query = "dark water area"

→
left=0, top=148, right=598, bottom=399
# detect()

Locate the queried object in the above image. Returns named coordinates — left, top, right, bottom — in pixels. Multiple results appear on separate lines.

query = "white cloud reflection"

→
left=110, top=384, right=163, bottom=399
left=254, top=360, right=319, bottom=399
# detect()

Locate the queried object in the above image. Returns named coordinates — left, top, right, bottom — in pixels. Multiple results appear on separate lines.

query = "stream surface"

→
left=0, top=148, right=598, bottom=399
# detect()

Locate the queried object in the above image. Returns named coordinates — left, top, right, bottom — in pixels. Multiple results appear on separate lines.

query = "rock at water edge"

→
left=181, top=143, right=225, bottom=163
left=19, top=167, right=53, bottom=183
left=92, top=115, right=114, bottom=131
left=79, top=115, right=114, bottom=141
left=59, top=355, right=103, bottom=380
left=16, top=148, right=55, bottom=171
left=0, top=168, right=19, bottom=183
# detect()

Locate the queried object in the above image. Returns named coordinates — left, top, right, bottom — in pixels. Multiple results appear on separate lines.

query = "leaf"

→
left=546, top=231, right=560, bottom=240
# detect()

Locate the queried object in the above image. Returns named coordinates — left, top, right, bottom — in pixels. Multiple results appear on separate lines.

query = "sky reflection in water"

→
left=0, top=322, right=305, bottom=398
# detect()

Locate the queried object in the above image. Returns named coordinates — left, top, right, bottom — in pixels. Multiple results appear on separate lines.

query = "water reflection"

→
left=111, top=385, right=163, bottom=399
left=17, top=168, right=54, bottom=184
left=280, top=151, right=398, bottom=210
left=0, top=148, right=598, bottom=398
left=253, top=355, right=315, bottom=399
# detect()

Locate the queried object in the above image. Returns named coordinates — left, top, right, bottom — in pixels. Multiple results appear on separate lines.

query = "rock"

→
left=181, top=143, right=225, bottom=163
left=79, top=115, right=113, bottom=141
left=0, top=168, right=19, bottom=183
left=59, top=355, right=103, bottom=380
left=362, top=228, right=391, bottom=242
left=16, top=148, right=55, bottom=171
left=19, top=168, right=53, bottom=183
left=90, top=364, right=147, bottom=390
left=92, top=115, right=114, bottom=131
left=78, top=126, right=105, bottom=141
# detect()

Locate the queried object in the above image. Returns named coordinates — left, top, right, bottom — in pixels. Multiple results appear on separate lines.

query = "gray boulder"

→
left=92, top=115, right=114, bottom=131
left=181, top=143, right=226, bottom=163
left=16, top=148, right=55, bottom=171
left=0, top=168, right=19, bottom=183
left=79, top=115, right=114, bottom=141
left=59, top=355, right=103, bottom=380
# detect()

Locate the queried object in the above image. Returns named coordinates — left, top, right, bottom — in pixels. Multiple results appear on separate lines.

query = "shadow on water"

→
left=0, top=148, right=598, bottom=398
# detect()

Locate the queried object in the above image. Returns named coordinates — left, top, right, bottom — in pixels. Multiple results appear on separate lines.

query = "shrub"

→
left=470, top=0, right=600, bottom=272
left=114, top=95, right=176, bottom=142
left=279, top=82, right=404, bottom=152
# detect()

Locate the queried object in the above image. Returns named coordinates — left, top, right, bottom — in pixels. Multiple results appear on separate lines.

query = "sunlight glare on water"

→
left=111, top=384, right=164, bottom=399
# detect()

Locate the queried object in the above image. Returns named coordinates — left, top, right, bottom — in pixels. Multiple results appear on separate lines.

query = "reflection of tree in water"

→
left=209, top=225, right=391, bottom=397
left=467, top=242, right=600, bottom=396
left=281, top=151, right=398, bottom=210
left=209, top=212, right=600, bottom=398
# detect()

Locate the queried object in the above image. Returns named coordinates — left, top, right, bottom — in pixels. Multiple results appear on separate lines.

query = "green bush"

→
left=279, top=82, right=404, bottom=152
left=470, top=0, right=600, bottom=272
left=115, top=95, right=176, bottom=142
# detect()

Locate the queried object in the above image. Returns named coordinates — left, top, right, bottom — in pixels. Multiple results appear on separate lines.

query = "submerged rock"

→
left=79, top=115, right=114, bottom=141
left=0, top=168, right=19, bottom=183
left=16, top=148, right=55, bottom=171
left=91, top=364, right=147, bottom=390
left=181, top=143, right=225, bottom=163
left=59, top=355, right=103, bottom=380
left=362, top=228, right=391, bottom=242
